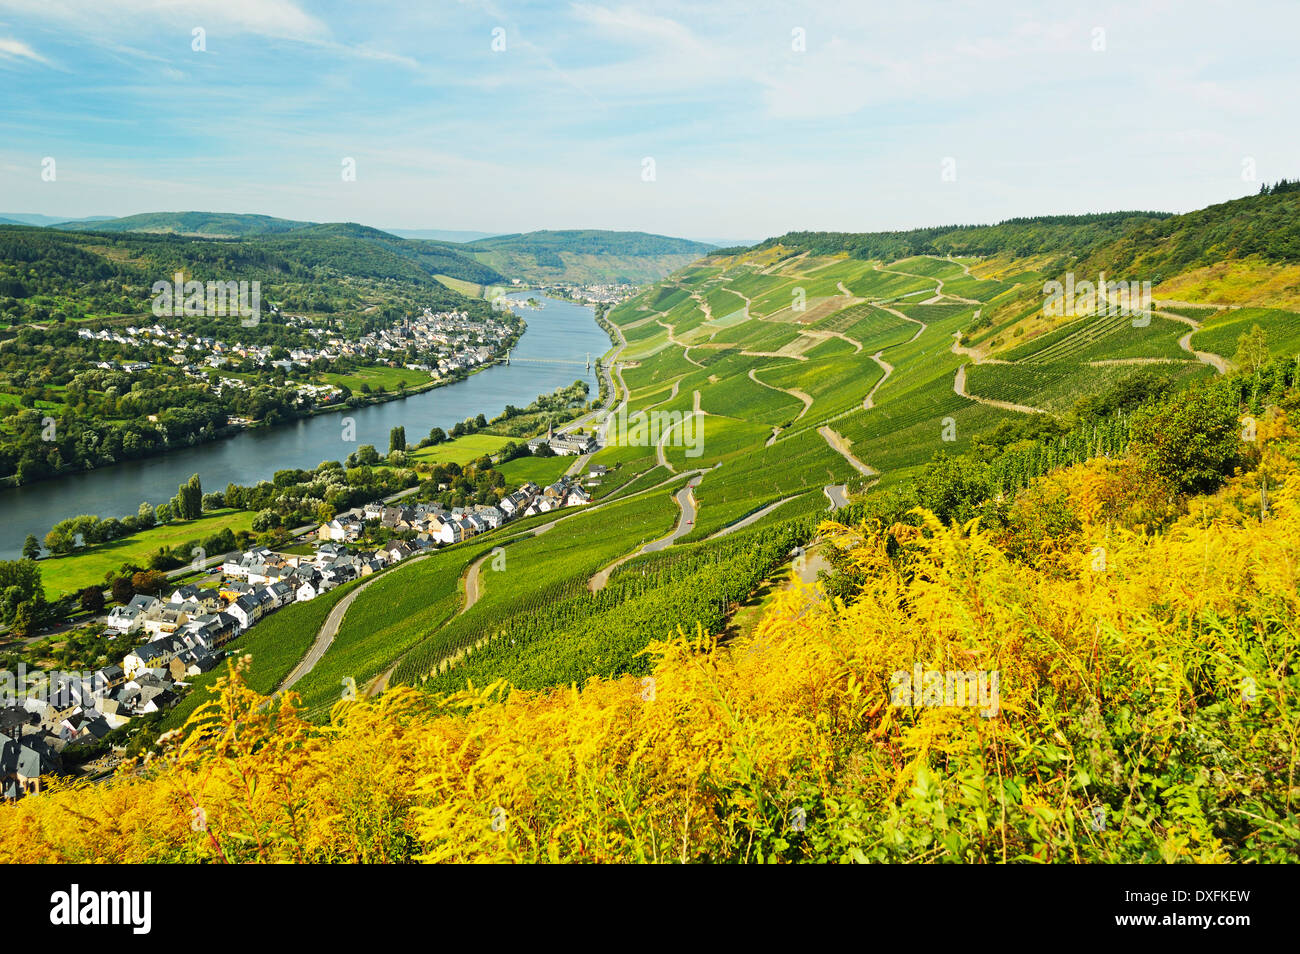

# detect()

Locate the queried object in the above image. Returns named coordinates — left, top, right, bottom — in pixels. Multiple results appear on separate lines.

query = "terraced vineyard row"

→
left=399, top=516, right=814, bottom=693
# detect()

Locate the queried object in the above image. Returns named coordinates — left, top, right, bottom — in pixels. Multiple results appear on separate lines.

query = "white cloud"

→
left=0, top=0, right=330, bottom=43
left=0, top=35, right=49, bottom=65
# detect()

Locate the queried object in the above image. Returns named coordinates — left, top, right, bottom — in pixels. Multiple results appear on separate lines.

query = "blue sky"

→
left=0, top=0, right=1297, bottom=241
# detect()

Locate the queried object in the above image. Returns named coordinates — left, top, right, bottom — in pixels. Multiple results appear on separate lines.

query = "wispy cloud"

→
left=0, top=0, right=330, bottom=42
left=0, top=0, right=1297, bottom=237
left=0, top=35, right=49, bottom=66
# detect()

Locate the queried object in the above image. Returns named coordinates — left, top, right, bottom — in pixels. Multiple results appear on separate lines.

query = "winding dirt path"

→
left=748, top=367, right=812, bottom=421
left=835, top=280, right=866, bottom=308
left=950, top=328, right=1008, bottom=365
left=656, top=399, right=707, bottom=472
left=863, top=352, right=893, bottom=409
left=873, top=262, right=939, bottom=303
left=818, top=425, right=878, bottom=478
left=801, top=328, right=863, bottom=353
left=875, top=302, right=928, bottom=344
left=1155, top=309, right=1229, bottom=374
left=948, top=255, right=975, bottom=278
left=953, top=363, right=1044, bottom=415
left=589, top=480, right=698, bottom=592
left=875, top=260, right=980, bottom=305
left=656, top=318, right=706, bottom=367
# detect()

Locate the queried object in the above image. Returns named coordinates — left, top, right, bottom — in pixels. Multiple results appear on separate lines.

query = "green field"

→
left=496, top=453, right=573, bottom=486
left=37, top=509, right=257, bottom=599
left=319, top=364, right=434, bottom=393
left=408, top=433, right=512, bottom=464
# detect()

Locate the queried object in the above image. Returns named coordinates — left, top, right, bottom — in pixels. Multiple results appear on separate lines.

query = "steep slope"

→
left=4, top=423, right=1298, bottom=863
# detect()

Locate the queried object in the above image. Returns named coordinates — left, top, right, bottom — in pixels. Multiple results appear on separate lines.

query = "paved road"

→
left=818, top=425, right=878, bottom=478
left=589, top=479, right=698, bottom=592
left=275, top=579, right=366, bottom=696
left=461, top=548, right=492, bottom=613
left=275, top=551, right=431, bottom=697
left=708, top=495, right=800, bottom=539
left=824, top=485, right=849, bottom=510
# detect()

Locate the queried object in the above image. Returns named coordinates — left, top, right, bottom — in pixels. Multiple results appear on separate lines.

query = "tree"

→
left=252, top=509, right=281, bottom=532
left=111, top=576, right=134, bottom=604
left=79, top=585, right=105, bottom=614
left=44, top=528, right=73, bottom=555
left=186, top=473, right=204, bottom=518
left=915, top=454, right=991, bottom=525
left=171, top=474, right=203, bottom=520
left=22, top=534, right=40, bottom=560
left=389, top=426, right=407, bottom=455
left=427, top=426, right=447, bottom=446
left=1234, top=324, right=1270, bottom=374
left=10, top=600, right=37, bottom=639
left=1129, top=382, right=1240, bottom=495
left=0, top=560, right=43, bottom=624
left=137, top=501, right=156, bottom=529
left=130, top=570, right=168, bottom=596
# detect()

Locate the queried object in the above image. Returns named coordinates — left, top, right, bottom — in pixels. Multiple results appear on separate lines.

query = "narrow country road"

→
left=863, top=352, right=894, bottom=409
left=276, top=556, right=429, bottom=697
left=874, top=301, right=928, bottom=344
left=748, top=367, right=813, bottom=425
left=953, top=362, right=1044, bottom=415
left=589, top=479, right=698, bottom=592
left=707, top=494, right=801, bottom=538
left=1156, top=309, right=1229, bottom=374
left=818, top=425, right=878, bottom=478
left=824, top=485, right=849, bottom=510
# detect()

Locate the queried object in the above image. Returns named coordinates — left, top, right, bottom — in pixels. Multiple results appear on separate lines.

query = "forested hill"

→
left=1082, top=183, right=1300, bottom=275
left=0, top=223, right=501, bottom=324
left=52, top=214, right=715, bottom=285
left=58, top=211, right=313, bottom=237
left=742, top=211, right=1172, bottom=263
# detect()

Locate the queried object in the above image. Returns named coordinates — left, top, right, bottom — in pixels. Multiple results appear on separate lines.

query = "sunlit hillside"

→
left=2, top=393, right=1296, bottom=863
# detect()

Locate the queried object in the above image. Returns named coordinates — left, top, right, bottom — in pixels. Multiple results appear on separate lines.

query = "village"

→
left=534, top=281, right=640, bottom=305
left=0, top=466, right=602, bottom=800
left=76, top=304, right=518, bottom=395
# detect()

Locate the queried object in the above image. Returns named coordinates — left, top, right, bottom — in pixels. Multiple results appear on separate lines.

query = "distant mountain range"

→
left=456, top=229, right=716, bottom=284
left=0, top=213, right=115, bottom=227
left=8, top=211, right=715, bottom=284
left=386, top=228, right=502, bottom=243
left=54, top=211, right=312, bottom=237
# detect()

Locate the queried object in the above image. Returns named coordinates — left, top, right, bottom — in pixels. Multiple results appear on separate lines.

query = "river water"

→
left=0, top=292, right=608, bottom=559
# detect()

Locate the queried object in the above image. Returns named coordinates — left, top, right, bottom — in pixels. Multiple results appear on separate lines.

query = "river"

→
left=0, top=292, right=608, bottom=559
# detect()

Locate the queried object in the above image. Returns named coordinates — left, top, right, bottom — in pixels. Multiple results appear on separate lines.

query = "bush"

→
left=1128, top=381, right=1241, bottom=495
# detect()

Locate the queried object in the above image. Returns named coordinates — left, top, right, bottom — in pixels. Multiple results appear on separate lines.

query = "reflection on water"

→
left=0, top=293, right=608, bottom=558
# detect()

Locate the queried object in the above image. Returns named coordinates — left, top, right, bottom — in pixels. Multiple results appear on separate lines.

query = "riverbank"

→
left=0, top=293, right=609, bottom=559
left=0, top=331, right=523, bottom=493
